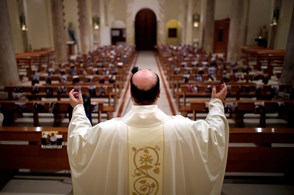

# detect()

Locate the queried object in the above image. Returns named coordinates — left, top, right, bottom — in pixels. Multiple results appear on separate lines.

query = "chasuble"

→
left=67, top=98, right=229, bottom=195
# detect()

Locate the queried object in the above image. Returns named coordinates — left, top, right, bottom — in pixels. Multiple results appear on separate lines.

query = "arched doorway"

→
left=135, top=9, right=157, bottom=50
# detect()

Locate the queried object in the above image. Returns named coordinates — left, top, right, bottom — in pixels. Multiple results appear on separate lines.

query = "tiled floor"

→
left=1, top=173, right=294, bottom=195
left=1, top=51, right=293, bottom=194
left=1, top=175, right=72, bottom=195
left=222, top=183, right=294, bottom=195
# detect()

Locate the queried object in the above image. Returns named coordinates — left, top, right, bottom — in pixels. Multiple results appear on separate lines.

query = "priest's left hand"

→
left=69, top=89, right=83, bottom=108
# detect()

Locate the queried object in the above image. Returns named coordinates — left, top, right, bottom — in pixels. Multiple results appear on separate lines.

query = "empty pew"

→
left=0, top=127, right=293, bottom=180
left=0, top=126, right=69, bottom=170
left=16, top=48, right=55, bottom=71
left=227, top=127, right=294, bottom=179
left=256, top=49, right=285, bottom=74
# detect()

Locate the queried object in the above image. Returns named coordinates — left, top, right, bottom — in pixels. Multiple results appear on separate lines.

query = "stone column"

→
left=98, top=0, right=110, bottom=46
left=99, top=0, right=105, bottom=27
left=92, top=0, right=100, bottom=48
left=51, top=0, right=67, bottom=64
left=77, top=0, right=91, bottom=54
left=16, top=0, right=29, bottom=51
left=268, top=0, right=281, bottom=49
left=198, top=0, right=205, bottom=48
left=0, top=0, right=20, bottom=86
left=157, top=0, right=166, bottom=45
left=126, top=0, right=135, bottom=46
left=280, top=8, right=294, bottom=85
left=185, top=0, right=193, bottom=44
left=202, top=0, right=215, bottom=53
left=227, top=0, right=245, bottom=62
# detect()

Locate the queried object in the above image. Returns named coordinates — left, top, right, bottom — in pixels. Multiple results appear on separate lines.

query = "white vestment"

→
left=67, top=98, right=229, bottom=195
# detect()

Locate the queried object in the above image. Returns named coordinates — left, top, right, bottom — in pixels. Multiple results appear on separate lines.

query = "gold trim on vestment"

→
left=128, top=125, right=164, bottom=195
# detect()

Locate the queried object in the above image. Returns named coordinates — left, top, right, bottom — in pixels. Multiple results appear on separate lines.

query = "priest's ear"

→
left=157, top=88, right=160, bottom=98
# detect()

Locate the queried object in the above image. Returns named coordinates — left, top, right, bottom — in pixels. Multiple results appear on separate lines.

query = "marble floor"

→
left=1, top=173, right=294, bottom=195
left=1, top=51, right=293, bottom=194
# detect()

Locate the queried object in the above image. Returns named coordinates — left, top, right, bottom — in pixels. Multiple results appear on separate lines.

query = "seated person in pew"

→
left=68, top=69, right=229, bottom=195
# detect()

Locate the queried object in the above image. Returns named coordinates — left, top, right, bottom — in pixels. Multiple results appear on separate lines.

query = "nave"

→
left=0, top=51, right=294, bottom=195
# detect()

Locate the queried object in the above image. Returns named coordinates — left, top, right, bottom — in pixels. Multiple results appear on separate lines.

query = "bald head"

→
left=130, top=69, right=160, bottom=105
left=132, top=69, right=158, bottom=90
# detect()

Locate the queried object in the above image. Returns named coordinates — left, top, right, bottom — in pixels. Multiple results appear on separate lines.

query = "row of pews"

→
left=0, top=126, right=293, bottom=181
left=0, top=44, right=292, bottom=185
left=3, top=84, right=118, bottom=106
left=0, top=93, right=115, bottom=127
left=0, top=46, right=137, bottom=187
left=240, top=45, right=286, bottom=77
left=0, top=99, right=112, bottom=127
left=18, top=45, right=134, bottom=79
left=0, top=45, right=136, bottom=127
left=157, top=44, right=294, bottom=128
left=187, top=99, right=294, bottom=127
left=16, top=48, right=56, bottom=80
left=16, top=48, right=55, bottom=67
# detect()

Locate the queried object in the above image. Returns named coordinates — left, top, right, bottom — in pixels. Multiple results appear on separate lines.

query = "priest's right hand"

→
left=69, top=89, right=83, bottom=108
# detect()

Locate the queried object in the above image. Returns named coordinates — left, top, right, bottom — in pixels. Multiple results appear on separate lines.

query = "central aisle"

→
left=116, top=51, right=178, bottom=117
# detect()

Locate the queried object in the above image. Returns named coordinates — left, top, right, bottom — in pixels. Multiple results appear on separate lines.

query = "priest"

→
left=68, top=69, right=229, bottom=195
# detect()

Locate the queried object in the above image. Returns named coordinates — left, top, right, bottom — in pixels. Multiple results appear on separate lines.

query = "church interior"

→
left=0, top=0, right=294, bottom=194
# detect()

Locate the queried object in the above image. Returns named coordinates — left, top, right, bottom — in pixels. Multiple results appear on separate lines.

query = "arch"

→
left=130, top=1, right=159, bottom=21
left=135, top=8, right=157, bottom=50
left=166, top=19, right=182, bottom=45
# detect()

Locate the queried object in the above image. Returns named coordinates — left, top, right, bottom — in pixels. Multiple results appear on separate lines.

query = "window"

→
left=168, top=28, right=177, bottom=38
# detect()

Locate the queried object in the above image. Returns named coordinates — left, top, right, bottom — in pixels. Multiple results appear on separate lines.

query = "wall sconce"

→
left=19, top=15, right=27, bottom=31
left=92, top=16, right=100, bottom=30
left=193, top=14, right=200, bottom=28
left=270, top=7, right=279, bottom=26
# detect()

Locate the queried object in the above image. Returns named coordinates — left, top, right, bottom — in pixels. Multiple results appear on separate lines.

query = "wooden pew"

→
left=0, top=100, right=109, bottom=127
left=0, top=127, right=293, bottom=180
left=240, top=45, right=261, bottom=65
left=227, top=127, right=294, bottom=178
left=16, top=48, right=55, bottom=71
left=28, top=71, right=123, bottom=87
left=3, top=84, right=118, bottom=108
left=256, top=49, right=285, bottom=74
left=241, top=46, right=264, bottom=66
left=240, top=46, right=285, bottom=76
left=0, top=100, right=71, bottom=127
left=177, top=83, right=293, bottom=108
left=188, top=99, right=294, bottom=128
left=176, top=83, right=260, bottom=108
left=0, top=127, right=69, bottom=170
